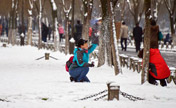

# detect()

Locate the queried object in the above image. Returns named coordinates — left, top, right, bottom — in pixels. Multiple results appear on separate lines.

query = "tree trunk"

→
left=98, top=0, right=112, bottom=67
left=65, top=19, right=69, bottom=54
left=141, top=0, right=151, bottom=84
left=97, top=20, right=106, bottom=67
left=170, top=16, right=175, bottom=36
left=108, top=0, right=121, bottom=75
left=27, top=16, right=33, bottom=45
left=82, top=0, right=93, bottom=40
left=69, top=0, right=75, bottom=54
left=8, top=0, right=17, bottom=46
left=38, top=0, right=42, bottom=49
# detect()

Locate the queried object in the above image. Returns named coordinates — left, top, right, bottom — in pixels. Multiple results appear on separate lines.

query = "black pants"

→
left=59, top=34, right=63, bottom=42
left=149, top=73, right=167, bottom=87
left=121, top=38, right=127, bottom=51
left=135, top=40, right=141, bottom=52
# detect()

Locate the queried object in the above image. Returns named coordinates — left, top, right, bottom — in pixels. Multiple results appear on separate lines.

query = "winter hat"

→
left=76, top=39, right=88, bottom=47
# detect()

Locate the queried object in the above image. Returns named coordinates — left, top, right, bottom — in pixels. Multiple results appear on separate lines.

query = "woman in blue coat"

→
left=69, top=38, right=98, bottom=82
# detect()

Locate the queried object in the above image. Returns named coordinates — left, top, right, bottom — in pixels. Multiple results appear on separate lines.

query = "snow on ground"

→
left=0, top=43, right=176, bottom=108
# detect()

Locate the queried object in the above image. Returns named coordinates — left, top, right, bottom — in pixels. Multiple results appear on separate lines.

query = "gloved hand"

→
left=89, top=62, right=95, bottom=67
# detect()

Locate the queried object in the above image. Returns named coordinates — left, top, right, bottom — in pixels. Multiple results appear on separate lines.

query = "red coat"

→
left=149, top=49, right=170, bottom=79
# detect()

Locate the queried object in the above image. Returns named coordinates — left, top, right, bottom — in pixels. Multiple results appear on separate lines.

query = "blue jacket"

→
left=69, top=44, right=97, bottom=71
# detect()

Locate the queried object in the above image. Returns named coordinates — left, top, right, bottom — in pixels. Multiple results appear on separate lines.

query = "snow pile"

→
left=0, top=44, right=176, bottom=108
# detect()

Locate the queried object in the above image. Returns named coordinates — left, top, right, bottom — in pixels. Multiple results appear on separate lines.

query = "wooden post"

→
left=107, top=83, right=120, bottom=101
left=2, top=44, right=7, bottom=47
left=166, top=42, right=169, bottom=49
left=45, top=53, right=50, bottom=60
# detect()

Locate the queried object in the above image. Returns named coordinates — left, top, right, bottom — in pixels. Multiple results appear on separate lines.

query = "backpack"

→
left=65, top=56, right=74, bottom=72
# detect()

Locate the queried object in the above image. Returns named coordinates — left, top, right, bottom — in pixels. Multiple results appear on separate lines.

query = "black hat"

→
left=76, top=39, right=88, bottom=47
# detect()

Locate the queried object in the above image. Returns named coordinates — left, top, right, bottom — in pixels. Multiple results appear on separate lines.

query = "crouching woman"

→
left=69, top=39, right=98, bottom=82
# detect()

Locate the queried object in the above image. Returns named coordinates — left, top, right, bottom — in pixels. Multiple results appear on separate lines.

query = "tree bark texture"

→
left=141, top=0, right=151, bottom=84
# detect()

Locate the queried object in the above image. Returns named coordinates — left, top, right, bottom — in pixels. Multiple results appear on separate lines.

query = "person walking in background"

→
left=89, top=27, right=92, bottom=41
left=164, top=33, right=171, bottom=44
left=120, top=21, right=128, bottom=51
left=58, top=24, right=64, bottom=42
left=74, top=20, right=82, bottom=43
left=0, top=23, right=2, bottom=36
left=133, top=23, right=143, bottom=52
left=42, top=23, right=49, bottom=42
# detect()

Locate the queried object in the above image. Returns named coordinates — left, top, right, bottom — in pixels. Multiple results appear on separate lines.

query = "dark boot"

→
left=70, top=77, right=77, bottom=82
left=160, top=79, right=167, bottom=87
left=149, top=74, right=158, bottom=85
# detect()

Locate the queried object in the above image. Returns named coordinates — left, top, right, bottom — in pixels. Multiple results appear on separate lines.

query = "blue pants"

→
left=69, top=67, right=90, bottom=82
left=121, top=38, right=127, bottom=51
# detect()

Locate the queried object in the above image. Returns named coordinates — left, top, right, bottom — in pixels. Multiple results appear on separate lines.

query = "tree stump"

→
left=45, top=53, right=50, bottom=60
left=2, top=43, right=6, bottom=47
left=107, top=83, right=120, bottom=101
left=137, top=59, right=142, bottom=73
left=132, top=58, right=139, bottom=72
left=171, top=43, right=174, bottom=49
left=129, top=57, right=134, bottom=70
left=166, top=42, right=169, bottom=49
left=167, top=67, right=176, bottom=84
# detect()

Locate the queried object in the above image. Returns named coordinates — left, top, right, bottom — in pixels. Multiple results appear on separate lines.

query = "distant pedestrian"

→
left=58, top=24, right=64, bottom=42
left=42, top=23, right=49, bottom=42
left=5, top=20, right=8, bottom=37
left=164, top=33, right=170, bottom=44
left=120, top=21, right=128, bottom=51
left=0, top=23, right=2, bottom=36
left=74, top=20, right=82, bottom=43
left=133, top=23, right=143, bottom=52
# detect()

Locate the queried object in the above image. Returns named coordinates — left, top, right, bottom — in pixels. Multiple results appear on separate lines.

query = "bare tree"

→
left=81, top=0, right=93, bottom=40
left=49, top=0, right=58, bottom=51
left=69, top=0, right=75, bottom=54
left=116, top=0, right=126, bottom=21
left=34, top=0, right=46, bottom=49
left=27, top=0, right=34, bottom=45
left=151, top=0, right=163, bottom=21
left=8, top=0, right=18, bottom=46
left=127, top=0, right=145, bottom=24
left=108, top=0, right=121, bottom=75
left=62, top=0, right=72, bottom=54
left=164, top=0, right=176, bottom=44
left=98, top=0, right=110, bottom=67
left=141, top=0, right=151, bottom=84
left=98, top=0, right=121, bottom=75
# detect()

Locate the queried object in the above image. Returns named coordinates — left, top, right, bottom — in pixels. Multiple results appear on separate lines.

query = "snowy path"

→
left=0, top=44, right=176, bottom=108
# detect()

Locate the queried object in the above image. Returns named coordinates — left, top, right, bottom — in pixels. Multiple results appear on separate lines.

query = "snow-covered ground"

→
left=0, top=43, right=176, bottom=108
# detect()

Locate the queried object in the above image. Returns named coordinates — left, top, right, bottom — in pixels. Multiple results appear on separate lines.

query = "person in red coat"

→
left=138, top=49, right=170, bottom=86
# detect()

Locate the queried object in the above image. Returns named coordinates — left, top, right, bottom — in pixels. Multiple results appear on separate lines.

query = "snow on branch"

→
left=62, top=0, right=65, bottom=6
left=29, top=0, right=33, bottom=9
left=12, top=0, right=14, bottom=8
left=126, top=0, right=132, bottom=10
left=51, top=0, right=57, bottom=10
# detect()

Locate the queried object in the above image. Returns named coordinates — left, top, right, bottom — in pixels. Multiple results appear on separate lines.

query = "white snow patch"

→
left=69, top=37, right=75, bottom=43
